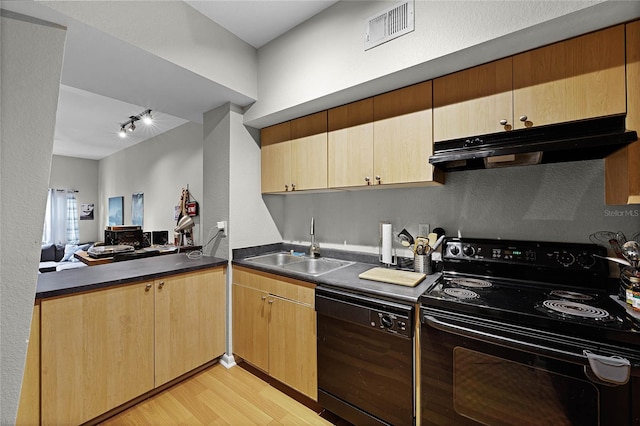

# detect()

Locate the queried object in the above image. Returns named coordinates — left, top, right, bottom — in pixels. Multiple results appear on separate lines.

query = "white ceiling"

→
left=1, top=0, right=337, bottom=160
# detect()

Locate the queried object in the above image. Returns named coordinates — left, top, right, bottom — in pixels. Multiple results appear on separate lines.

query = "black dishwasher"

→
left=316, top=286, right=414, bottom=426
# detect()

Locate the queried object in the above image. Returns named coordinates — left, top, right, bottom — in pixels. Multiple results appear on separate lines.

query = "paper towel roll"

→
left=381, top=223, right=393, bottom=264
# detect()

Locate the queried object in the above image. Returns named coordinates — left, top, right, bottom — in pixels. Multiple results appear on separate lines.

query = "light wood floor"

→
left=100, top=363, right=334, bottom=425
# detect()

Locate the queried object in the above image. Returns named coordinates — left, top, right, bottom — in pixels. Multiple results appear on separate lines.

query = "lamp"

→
left=118, top=109, right=152, bottom=137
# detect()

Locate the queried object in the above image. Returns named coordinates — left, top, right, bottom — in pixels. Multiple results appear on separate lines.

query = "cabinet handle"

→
left=158, top=281, right=165, bottom=289
left=499, top=119, right=508, bottom=126
left=519, top=115, right=528, bottom=122
left=291, top=183, right=296, bottom=191
left=375, top=176, right=381, bottom=184
left=365, top=177, right=371, bottom=185
left=145, top=283, right=152, bottom=292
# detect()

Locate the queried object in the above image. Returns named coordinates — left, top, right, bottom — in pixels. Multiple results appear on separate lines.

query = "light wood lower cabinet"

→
left=40, top=267, right=226, bottom=425
left=232, top=267, right=317, bottom=400
left=155, top=268, right=227, bottom=386
left=17, top=303, right=40, bottom=426
left=41, top=282, right=155, bottom=425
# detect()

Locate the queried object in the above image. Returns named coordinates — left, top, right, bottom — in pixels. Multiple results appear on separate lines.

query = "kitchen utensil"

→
left=432, top=235, right=446, bottom=251
left=592, top=254, right=631, bottom=267
left=589, top=231, right=625, bottom=258
left=397, top=228, right=414, bottom=247
left=427, top=232, right=438, bottom=248
left=621, top=240, right=640, bottom=268
left=433, top=227, right=446, bottom=239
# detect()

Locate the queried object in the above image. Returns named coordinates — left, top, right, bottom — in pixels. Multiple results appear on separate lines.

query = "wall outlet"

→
left=217, top=220, right=227, bottom=237
left=418, top=223, right=430, bottom=237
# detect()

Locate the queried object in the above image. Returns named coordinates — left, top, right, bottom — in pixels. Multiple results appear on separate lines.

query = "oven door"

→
left=421, top=307, right=640, bottom=426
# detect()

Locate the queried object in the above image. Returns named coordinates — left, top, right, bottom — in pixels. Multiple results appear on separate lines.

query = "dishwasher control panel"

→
left=370, top=310, right=412, bottom=337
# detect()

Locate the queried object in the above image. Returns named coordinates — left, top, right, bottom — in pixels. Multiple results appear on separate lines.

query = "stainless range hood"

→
left=429, top=114, right=637, bottom=171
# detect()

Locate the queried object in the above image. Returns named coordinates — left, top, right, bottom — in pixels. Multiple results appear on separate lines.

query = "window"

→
left=42, top=189, right=79, bottom=245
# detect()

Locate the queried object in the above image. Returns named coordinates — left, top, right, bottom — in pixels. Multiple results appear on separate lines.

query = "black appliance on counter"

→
left=421, top=237, right=640, bottom=425
left=316, top=286, right=415, bottom=425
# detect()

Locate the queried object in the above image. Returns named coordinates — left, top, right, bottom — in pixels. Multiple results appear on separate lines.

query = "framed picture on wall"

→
left=108, top=196, right=124, bottom=226
left=132, top=192, right=144, bottom=227
left=80, top=203, right=94, bottom=220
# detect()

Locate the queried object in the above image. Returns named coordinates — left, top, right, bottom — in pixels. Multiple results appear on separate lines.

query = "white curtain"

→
left=42, top=189, right=79, bottom=245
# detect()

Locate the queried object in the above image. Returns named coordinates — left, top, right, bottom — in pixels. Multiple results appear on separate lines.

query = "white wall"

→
left=245, top=0, right=640, bottom=127
left=98, top=121, right=203, bottom=244
left=43, top=0, right=257, bottom=101
left=49, top=155, right=100, bottom=243
left=0, top=11, right=66, bottom=424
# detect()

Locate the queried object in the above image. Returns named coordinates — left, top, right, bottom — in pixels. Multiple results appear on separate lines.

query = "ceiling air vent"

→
left=364, top=0, right=414, bottom=51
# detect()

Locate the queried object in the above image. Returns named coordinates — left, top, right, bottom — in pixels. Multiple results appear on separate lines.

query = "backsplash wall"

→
left=265, top=160, right=638, bottom=251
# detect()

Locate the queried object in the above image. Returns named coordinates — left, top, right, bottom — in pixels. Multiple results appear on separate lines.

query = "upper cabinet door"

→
left=433, top=58, right=513, bottom=142
left=373, top=81, right=437, bottom=185
left=328, top=98, right=374, bottom=188
left=290, top=111, right=328, bottom=191
left=513, top=25, right=626, bottom=129
left=261, top=122, right=291, bottom=193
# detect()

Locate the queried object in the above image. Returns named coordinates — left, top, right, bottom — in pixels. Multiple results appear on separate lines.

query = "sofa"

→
left=39, top=243, right=91, bottom=273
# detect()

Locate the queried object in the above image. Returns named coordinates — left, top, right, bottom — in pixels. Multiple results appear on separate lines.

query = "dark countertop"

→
left=36, top=253, right=228, bottom=299
left=232, top=243, right=441, bottom=304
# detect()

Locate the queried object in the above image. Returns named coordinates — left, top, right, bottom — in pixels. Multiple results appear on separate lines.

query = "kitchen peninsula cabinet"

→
left=232, top=266, right=317, bottom=400
left=41, top=281, right=155, bottom=425
left=606, top=20, right=640, bottom=205
left=40, top=266, right=226, bottom=425
left=155, top=268, right=226, bottom=386
left=261, top=111, right=327, bottom=193
left=16, top=303, right=40, bottom=426
left=513, top=24, right=625, bottom=129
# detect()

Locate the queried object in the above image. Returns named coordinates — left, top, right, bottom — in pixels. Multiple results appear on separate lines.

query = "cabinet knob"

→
left=261, top=296, right=267, bottom=301
left=268, top=299, right=274, bottom=304
left=375, top=175, right=381, bottom=184
left=519, top=115, right=528, bottom=122
left=145, top=283, right=152, bottom=292
left=158, top=281, right=165, bottom=289
left=365, top=176, right=371, bottom=185
left=284, top=184, right=289, bottom=191
left=499, top=119, right=508, bottom=126
left=291, top=183, right=296, bottom=191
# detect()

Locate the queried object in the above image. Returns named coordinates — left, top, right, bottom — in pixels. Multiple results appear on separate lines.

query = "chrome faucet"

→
left=310, top=217, right=320, bottom=257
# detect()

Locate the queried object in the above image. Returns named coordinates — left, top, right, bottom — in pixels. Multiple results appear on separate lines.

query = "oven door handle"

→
left=424, top=315, right=633, bottom=385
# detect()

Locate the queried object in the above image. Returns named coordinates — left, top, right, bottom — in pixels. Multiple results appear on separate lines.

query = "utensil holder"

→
left=414, top=253, right=432, bottom=274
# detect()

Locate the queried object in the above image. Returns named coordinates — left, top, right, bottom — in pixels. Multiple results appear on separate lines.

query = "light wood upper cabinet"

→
left=41, top=282, right=155, bottom=426
left=232, top=267, right=317, bottom=400
left=155, top=268, right=226, bottom=386
left=17, top=303, right=39, bottom=426
left=513, top=25, right=626, bottom=129
left=261, top=112, right=327, bottom=193
left=373, top=81, right=440, bottom=185
left=606, top=20, right=640, bottom=205
left=328, top=98, right=374, bottom=188
left=433, top=58, right=513, bottom=141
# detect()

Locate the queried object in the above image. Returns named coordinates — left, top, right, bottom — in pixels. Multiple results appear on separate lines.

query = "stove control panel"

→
left=443, top=238, right=608, bottom=272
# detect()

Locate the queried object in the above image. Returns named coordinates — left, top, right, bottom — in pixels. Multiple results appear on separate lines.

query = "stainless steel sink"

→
left=244, top=252, right=354, bottom=276
left=245, top=252, right=305, bottom=266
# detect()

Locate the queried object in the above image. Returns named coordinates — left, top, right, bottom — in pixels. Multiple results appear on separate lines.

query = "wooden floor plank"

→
left=100, top=363, right=333, bottom=425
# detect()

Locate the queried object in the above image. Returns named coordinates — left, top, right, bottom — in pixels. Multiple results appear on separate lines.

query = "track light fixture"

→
left=118, top=109, right=152, bottom=137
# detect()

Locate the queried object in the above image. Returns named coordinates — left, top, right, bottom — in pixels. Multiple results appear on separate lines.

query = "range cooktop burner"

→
left=451, top=278, right=493, bottom=288
left=444, top=288, right=479, bottom=299
left=549, top=290, right=594, bottom=301
left=541, top=300, right=610, bottom=319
